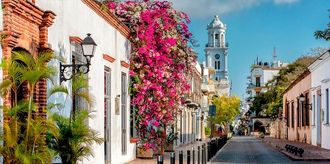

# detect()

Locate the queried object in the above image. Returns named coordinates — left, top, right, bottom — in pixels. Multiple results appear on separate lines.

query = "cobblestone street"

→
left=211, top=136, right=327, bottom=164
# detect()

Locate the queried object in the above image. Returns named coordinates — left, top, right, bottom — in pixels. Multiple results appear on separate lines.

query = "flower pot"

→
left=165, top=142, right=174, bottom=152
left=136, top=147, right=154, bottom=159
left=130, top=138, right=139, bottom=143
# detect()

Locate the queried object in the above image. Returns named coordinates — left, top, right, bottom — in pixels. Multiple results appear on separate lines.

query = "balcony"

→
left=246, top=83, right=256, bottom=89
left=205, top=42, right=228, bottom=48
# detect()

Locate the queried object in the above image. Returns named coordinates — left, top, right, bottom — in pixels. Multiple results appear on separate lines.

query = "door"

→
left=317, top=92, right=322, bottom=146
left=121, top=73, right=127, bottom=154
left=104, top=68, right=111, bottom=163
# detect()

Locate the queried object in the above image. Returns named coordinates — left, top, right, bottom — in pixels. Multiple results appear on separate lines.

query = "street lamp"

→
left=299, top=93, right=312, bottom=110
left=60, top=33, right=97, bottom=84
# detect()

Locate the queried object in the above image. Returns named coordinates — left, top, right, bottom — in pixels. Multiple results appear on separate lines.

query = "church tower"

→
left=205, top=15, right=230, bottom=96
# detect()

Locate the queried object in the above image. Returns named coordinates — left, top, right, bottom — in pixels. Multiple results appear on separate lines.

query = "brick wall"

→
left=1, top=0, right=55, bottom=114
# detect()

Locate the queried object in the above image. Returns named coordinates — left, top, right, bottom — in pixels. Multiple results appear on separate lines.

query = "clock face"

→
left=215, top=54, right=220, bottom=59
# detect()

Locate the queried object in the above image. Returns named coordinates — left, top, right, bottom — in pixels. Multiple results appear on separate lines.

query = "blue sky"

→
left=170, top=0, right=329, bottom=98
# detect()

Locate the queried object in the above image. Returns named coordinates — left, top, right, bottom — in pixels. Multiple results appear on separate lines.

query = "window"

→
left=215, top=34, right=219, bottom=39
left=121, top=72, right=127, bottom=154
left=256, top=77, right=261, bottom=87
left=291, top=102, right=294, bottom=128
left=326, top=89, right=329, bottom=124
left=215, top=34, right=220, bottom=46
left=286, top=102, right=290, bottom=127
left=215, top=61, right=217, bottom=69
left=301, top=97, right=305, bottom=126
left=306, top=93, right=310, bottom=126
left=297, top=98, right=300, bottom=127
left=130, top=77, right=137, bottom=139
left=71, top=42, right=89, bottom=111
left=218, top=61, right=220, bottom=70
left=104, top=67, right=111, bottom=162
left=313, top=95, right=316, bottom=125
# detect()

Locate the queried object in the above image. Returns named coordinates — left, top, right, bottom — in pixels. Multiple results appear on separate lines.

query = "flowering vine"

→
left=106, top=0, right=196, bottom=151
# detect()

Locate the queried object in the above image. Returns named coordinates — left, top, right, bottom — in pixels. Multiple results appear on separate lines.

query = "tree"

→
left=212, top=96, right=240, bottom=134
left=46, top=75, right=103, bottom=164
left=315, top=9, right=330, bottom=41
left=0, top=49, right=58, bottom=164
left=106, top=0, right=195, bottom=152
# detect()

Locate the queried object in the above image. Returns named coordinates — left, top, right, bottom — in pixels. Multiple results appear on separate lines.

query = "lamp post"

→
left=59, top=33, right=97, bottom=120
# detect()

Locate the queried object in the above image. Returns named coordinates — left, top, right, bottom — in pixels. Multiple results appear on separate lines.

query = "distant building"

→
left=177, top=62, right=202, bottom=146
left=246, top=60, right=287, bottom=98
left=204, top=15, right=230, bottom=96
left=245, top=57, right=287, bottom=135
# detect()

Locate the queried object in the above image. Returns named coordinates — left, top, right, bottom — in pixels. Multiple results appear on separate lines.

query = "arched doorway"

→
left=254, top=120, right=265, bottom=134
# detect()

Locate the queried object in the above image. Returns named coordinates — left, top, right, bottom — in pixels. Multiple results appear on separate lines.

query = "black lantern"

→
left=299, top=94, right=306, bottom=102
left=60, top=33, right=97, bottom=83
left=299, top=93, right=312, bottom=110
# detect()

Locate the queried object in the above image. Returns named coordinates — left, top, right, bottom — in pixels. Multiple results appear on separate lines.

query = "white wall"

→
left=310, top=51, right=330, bottom=149
left=36, top=0, right=135, bottom=163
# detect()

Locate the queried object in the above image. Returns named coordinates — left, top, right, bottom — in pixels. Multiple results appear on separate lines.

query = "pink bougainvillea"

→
left=107, top=0, right=195, bottom=151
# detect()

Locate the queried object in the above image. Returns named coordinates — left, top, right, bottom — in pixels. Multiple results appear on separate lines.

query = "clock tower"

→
left=204, top=15, right=230, bottom=95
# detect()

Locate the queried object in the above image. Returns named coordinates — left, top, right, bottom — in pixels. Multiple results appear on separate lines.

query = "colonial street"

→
left=211, top=136, right=326, bottom=164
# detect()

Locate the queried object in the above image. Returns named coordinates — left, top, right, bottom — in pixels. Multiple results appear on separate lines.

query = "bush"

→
left=205, top=127, right=211, bottom=135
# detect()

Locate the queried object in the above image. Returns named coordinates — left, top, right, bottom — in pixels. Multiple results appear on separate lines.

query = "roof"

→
left=82, top=0, right=131, bottom=39
left=207, top=15, right=225, bottom=29
left=308, top=49, right=330, bottom=72
left=283, top=70, right=311, bottom=95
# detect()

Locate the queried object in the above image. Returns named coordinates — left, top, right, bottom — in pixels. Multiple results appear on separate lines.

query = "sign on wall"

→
left=209, top=105, right=216, bottom=116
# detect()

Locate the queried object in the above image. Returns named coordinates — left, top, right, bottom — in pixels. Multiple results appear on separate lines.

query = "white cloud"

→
left=273, top=0, right=299, bottom=4
left=168, top=0, right=299, bottom=19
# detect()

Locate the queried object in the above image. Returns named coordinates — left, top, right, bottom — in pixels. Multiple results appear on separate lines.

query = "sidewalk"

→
left=263, top=136, right=330, bottom=161
left=127, top=140, right=209, bottom=164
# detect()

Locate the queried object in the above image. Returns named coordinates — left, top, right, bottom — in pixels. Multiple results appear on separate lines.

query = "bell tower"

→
left=204, top=15, right=230, bottom=96
left=205, top=15, right=228, bottom=81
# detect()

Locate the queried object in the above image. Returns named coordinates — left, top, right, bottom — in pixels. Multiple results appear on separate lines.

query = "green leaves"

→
left=48, top=110, right=103, bottom=163
left=213, top=96, right=240, bottom=129
left=0, top=49, right=57, bottom=163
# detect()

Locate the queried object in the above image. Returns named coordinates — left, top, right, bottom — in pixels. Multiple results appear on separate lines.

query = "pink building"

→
left=283, top=70, right=312, bottom=143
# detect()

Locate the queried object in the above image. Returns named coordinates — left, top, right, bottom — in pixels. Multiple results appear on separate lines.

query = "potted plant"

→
left=165, top=132, right=178, bottom=152
left=136, top=139, right=154, bottom=159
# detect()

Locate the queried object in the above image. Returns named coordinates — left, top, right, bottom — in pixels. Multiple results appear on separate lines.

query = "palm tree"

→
left=47, top=75, right=103, bottom=164
left=0, top=49, right=58, bottom=164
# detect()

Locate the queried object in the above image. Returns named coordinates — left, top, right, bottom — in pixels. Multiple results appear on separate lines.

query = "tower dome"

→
left=208, top=15, right=225, bottom=29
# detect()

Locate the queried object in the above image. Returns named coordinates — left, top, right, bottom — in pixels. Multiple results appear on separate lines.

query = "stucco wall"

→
left=310, top=51, right=330, bottom=149
left=283, top=73, right=311, bottom=144
left=36, top=0, right=135, bottom=163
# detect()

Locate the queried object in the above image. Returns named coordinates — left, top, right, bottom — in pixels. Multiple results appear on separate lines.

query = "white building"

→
left=37, top=0, right=135, bottom=163
left=309, top=49, right=330, bottom=149
left=204, top=15, right=230, bottom=96
left=177, top=62, right=202, bottom=146
left=246, top=60, right=287, bottom=100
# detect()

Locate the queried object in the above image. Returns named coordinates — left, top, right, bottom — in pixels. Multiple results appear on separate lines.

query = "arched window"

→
left=215, top=34, right=220, bottom=47
left=215, top=61, right=217, bottom=69
left=218, top=61, right=220, bottom=70
left=215, top=77, right=218, bottom=81
left=215, top=34, right=219, bottom=39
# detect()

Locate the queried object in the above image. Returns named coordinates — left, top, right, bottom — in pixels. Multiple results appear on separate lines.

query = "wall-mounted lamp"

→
left=299, top=94, right=312, bottom=110
left=60, top=33, right=97, bottom=84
